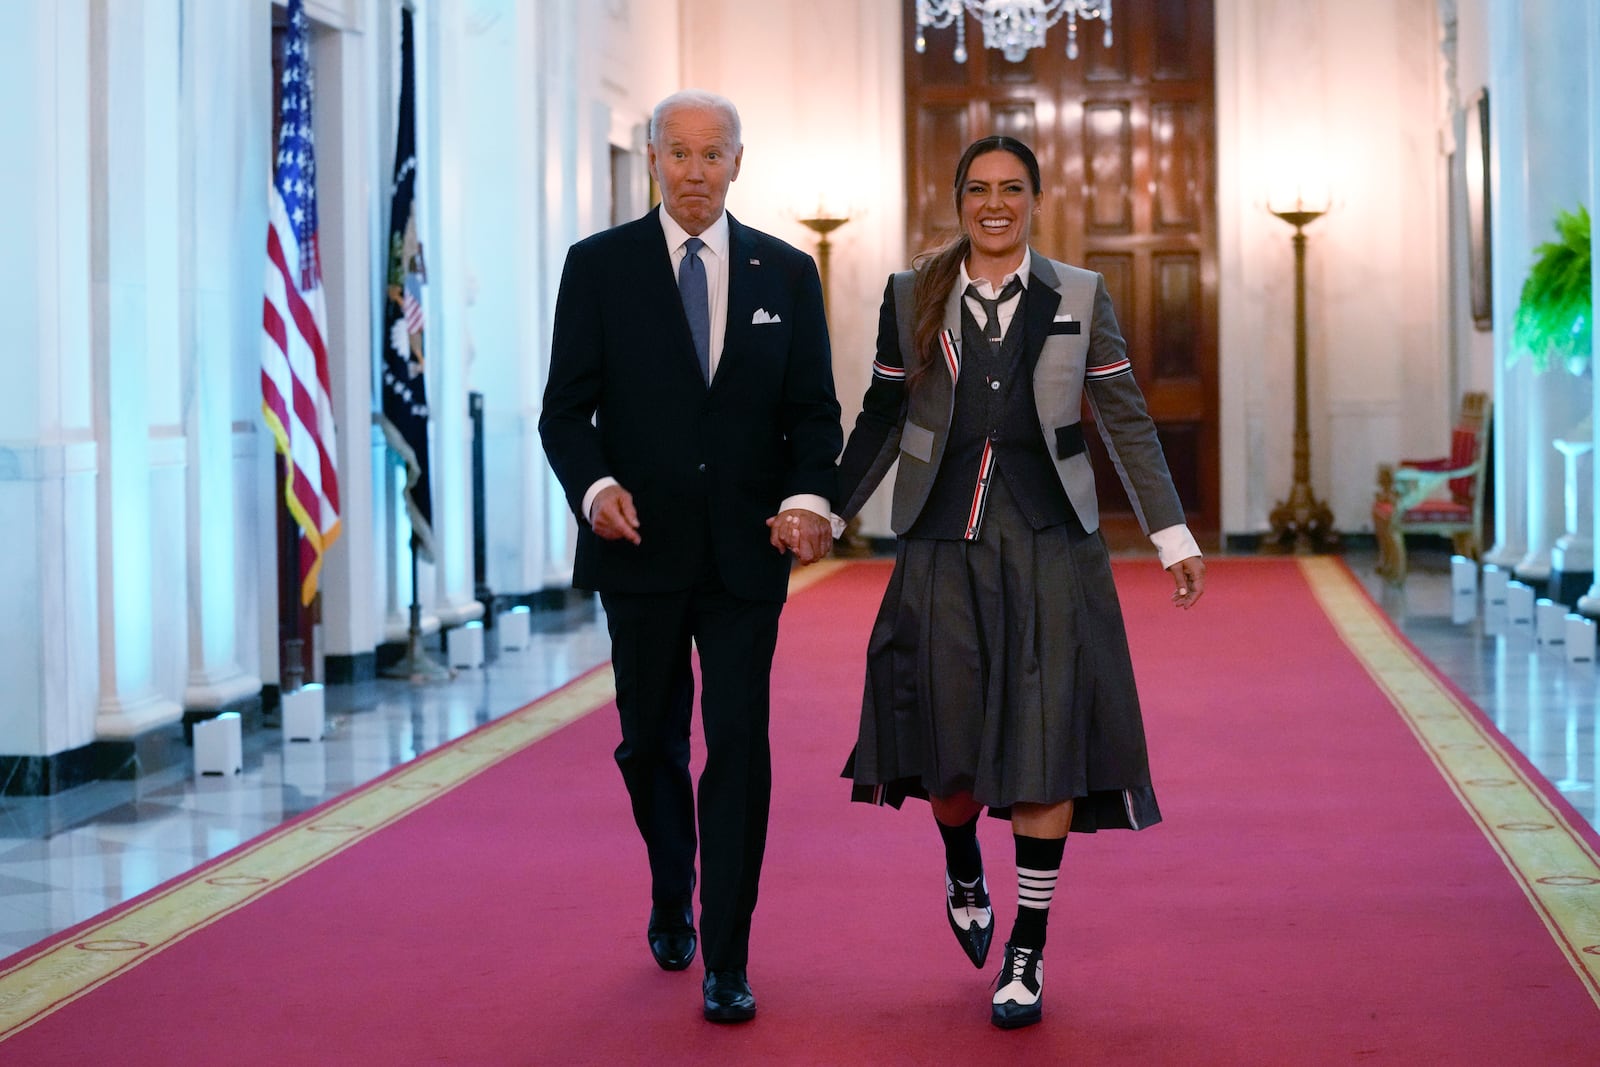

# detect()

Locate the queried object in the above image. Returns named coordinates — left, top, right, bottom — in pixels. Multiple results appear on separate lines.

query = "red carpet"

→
left=2, top=558, right=1598, bottom=1064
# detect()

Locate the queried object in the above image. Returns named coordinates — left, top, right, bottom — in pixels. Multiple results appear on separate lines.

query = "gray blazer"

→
left=836, top=250, right=1185, bottom=537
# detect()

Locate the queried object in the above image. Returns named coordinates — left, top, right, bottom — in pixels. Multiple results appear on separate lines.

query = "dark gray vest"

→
left=907, top=290, right=1072, bottom=540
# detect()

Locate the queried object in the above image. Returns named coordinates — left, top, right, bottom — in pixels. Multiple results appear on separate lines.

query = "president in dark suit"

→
left=538, top=89, right=841, bottom=1023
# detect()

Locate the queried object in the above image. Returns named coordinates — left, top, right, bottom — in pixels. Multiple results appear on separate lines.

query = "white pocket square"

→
left=1053, top=312, right=1075, bottom=322
left=751, top=309, right=782, bottom=325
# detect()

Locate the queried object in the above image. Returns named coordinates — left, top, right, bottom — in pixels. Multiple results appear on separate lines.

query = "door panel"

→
left=902, top=0, right=1219, bottom=535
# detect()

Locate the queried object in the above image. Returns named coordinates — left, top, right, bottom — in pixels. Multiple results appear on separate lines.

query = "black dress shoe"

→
left=647, top=900, right=696, bottom=971
left=991, top=941, right=1043, bottom=1030
left=702, top=969, right=756, bottom=1023
left=945, top=868, right=994, bottom=968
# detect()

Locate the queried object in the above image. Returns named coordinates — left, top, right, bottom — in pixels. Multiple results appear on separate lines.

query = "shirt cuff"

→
left=1150, top=524, right=1201, bottom=569
left=780, top=494, right=846, bottom=539
left=582, top=477, right=620, bottom=526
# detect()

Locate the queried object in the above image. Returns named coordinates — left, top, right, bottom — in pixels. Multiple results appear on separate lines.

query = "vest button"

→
left=990, top=379, right=1000, bottom=390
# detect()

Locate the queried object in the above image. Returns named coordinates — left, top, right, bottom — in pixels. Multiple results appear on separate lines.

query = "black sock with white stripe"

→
left=1010, top=834, right=1066, bottom=951
left=936, top=813, right=983, bottom=886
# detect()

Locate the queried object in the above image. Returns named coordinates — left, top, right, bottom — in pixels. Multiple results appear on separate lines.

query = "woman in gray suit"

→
left=835, top=136, right=1205, bottom=1030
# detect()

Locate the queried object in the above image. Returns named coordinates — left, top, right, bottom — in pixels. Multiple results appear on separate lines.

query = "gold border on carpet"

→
left=1301, top=557, right=1600, bottom=1010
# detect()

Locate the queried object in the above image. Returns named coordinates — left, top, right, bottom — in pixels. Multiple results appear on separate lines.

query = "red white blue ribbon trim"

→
left=1086, top=357, right=1132, bottom=380
left=940, top=328, right=960, bottom=382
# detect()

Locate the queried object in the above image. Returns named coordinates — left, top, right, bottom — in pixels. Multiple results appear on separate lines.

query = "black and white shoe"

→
left=945, top=869, right=994, bottom=968
left=991, top=941, right=1043, bottom=1029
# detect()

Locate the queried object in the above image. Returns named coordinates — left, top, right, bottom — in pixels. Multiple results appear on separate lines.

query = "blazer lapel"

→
left=1022, top=249, right=1063, bottom=374
left=940, top=282, right=964, bottom=384
left=719, top=215, right=759, bottom=387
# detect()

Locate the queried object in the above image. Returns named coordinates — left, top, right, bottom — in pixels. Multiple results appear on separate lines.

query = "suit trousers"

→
left=601, top=566, right=783, bottom=972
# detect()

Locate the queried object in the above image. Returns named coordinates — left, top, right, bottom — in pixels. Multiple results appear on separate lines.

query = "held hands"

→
left=590, top=485, right=642, bottom=545
left=766, top=508, right=834, bottom=565
left=1168, top=555, right=1205, bottom=610
left=591, top=489, right=832, bottom=564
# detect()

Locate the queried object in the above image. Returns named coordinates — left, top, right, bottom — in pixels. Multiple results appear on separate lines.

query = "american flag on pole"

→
left=261, top=0, right=341, bottom=606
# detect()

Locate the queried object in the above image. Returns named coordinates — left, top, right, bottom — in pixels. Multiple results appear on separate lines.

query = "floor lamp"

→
left=797, top=209, right=872, bottom=559
left=797, top=212, right=848, bottom=320
left=1265, top=200, right=1337, bottom=554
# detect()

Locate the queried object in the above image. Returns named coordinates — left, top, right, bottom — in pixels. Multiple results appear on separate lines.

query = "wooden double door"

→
left=903, top=0, right=1219, bottom=537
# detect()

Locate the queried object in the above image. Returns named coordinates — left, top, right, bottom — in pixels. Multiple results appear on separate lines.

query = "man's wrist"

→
left=582, top=477, right=620, bottom=525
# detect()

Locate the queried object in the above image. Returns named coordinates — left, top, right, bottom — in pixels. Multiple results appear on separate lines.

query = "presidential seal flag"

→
left=261, top=0, right=342, bottom=606
left=378, top=4, right=436, bottom=561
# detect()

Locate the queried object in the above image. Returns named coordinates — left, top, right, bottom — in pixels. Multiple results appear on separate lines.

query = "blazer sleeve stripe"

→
left=1086, top=358, right=1133, bottom=380
left=872, top=359, right=907, bottom=381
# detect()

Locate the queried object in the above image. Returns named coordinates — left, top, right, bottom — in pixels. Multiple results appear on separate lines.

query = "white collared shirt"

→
left=958, top=256, right=1031, bottom=341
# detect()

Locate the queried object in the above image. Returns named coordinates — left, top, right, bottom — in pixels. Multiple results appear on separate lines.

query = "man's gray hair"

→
left=650, top=89, right=742, bottom=149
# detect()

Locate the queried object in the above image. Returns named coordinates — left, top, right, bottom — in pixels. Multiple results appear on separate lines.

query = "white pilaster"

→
left=92, top=0, right=183, bottom=738
left=0, top=0, right=98, bottom=758
left=1484, top=0, right=1528, bottom=568
left=179, top=0, right=267, bottom=711
left=539, top=0, right=587, bottom=589
left=1578, top=0, right=1600, bottom=616
left=1512, top=0, right=1590, bottom=582
left=314, top=8, right=381, bottom=665
left=426, top=0, right=484, bottom=626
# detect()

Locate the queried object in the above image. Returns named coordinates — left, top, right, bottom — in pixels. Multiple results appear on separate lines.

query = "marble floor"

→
left=0, top=547, right=1594, bottom=961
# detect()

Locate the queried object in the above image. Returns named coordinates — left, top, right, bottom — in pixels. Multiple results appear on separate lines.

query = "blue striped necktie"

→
left=679, top=237, right=710, bottom=383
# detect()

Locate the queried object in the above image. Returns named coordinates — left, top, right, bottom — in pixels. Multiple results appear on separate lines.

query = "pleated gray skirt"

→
left=845, top=473, right=1161, bottom=832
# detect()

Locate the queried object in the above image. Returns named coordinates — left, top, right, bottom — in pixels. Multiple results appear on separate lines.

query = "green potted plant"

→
left=1512, top=204, right=1591, bottom=373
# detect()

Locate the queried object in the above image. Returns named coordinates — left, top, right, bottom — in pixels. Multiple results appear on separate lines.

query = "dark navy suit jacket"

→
left=540, top=209, right=841, bottom=602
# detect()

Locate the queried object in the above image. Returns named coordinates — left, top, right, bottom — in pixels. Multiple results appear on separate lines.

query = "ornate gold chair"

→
left=1372, top=391, right=1491, bottom=585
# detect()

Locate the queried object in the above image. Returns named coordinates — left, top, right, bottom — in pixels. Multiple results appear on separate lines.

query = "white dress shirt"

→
left=959, top=257, right=1030, bottom=340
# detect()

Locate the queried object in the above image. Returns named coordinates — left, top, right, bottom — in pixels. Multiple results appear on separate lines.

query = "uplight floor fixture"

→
left=914, top=1, right=1112, bottom=64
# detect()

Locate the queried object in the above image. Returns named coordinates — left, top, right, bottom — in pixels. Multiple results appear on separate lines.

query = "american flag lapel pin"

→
left=749, top=258, right=760, bottom=266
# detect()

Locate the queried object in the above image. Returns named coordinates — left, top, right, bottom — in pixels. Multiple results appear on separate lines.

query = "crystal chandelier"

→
left=914, top=1, right=1113, bottom=64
